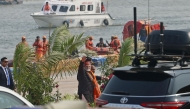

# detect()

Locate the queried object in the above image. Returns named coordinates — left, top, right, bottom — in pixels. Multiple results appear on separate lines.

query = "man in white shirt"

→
left=0, top=57, right=15, bottom=90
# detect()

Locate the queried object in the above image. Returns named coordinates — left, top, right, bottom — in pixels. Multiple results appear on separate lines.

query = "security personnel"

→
left=42, top=36, right=49, bottom=56
left=85, top=36, right=94, bottom=50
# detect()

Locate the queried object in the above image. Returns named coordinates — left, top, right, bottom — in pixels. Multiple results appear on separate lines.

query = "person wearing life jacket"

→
left=101, top=2, right=106, bottom=13
left=33, top=36, right=43, bottom=60
left=114, top=36, right=121, bottom=49
left=42, top=36, right=49, bottom=56
left=43, top=2, right=52, bottom=15
left=85, top=36, right=94, bottom=50
left=106, top=35, right=117, bottom=51
left=16, top=36, right=29, bottom=48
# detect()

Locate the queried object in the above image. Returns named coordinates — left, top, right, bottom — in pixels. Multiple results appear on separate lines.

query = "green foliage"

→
left=49, top=26, right=71, bottom=53
left=98, top=56, right=118, bottom=92
left=79, top=49, right=98, bottom=57
left=13, top=25, right=87, bottom=105
left=89, top=102, right=96, bottom=107
left=118, top=38, right=133, bottom=67
left=98, top=38, right=133, bottom=92
left=49, top=25, right=88, bottom=56
left=62, top=93, right=79, bottom=100
left=13, top=45, right=63, bottom=105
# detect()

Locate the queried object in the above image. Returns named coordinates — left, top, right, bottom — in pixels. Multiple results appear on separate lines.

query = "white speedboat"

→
left=31, top=0, right=115, bottom=28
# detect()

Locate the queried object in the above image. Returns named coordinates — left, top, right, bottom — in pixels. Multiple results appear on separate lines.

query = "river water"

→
left=0, top=0, right=190, bottom=59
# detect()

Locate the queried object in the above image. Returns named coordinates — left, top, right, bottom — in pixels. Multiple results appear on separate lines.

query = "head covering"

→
left=84, top=61, right=91, bottom=65
left=114, top=36, right=118, bottom=39
left=89, top=36, right=93, bottom=40
left=111, top=35, right=114, bottom=38
left=36, top=36, right=40, bottom=38
left=99, top=38, right=103, bottom=41
left=22, top=36, right=26, bottom=39
left=43, top=36, right=46, bottom=39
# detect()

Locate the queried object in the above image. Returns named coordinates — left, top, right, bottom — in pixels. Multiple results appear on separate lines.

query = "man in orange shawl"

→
left=77, top=56, right=101, bottom=103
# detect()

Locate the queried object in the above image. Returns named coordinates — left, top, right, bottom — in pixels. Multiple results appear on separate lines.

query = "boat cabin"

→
left=41, top=0, right=106, bottom=15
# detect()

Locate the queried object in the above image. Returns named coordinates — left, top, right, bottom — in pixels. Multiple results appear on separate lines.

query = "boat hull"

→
left=31, top=13, right=114, bottom=28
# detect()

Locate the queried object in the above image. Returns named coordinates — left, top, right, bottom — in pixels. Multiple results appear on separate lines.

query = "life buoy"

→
left=79, top=20, right=84, bottom=27
left=63, top=21, right=69, bottom=27
left=103, top=19, right=109, bottom=26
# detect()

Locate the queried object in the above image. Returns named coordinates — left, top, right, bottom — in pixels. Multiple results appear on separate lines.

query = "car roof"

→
left=0, top=86, right=34, bottom=107
left=113, top=62, right=190, bottom=77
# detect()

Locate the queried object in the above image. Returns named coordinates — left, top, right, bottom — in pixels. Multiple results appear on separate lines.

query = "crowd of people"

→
left=85, top=35, right=121, bottom=53
left=16, top=35, right=49, bottom=60
left=0, top=34, right=116, bottom=105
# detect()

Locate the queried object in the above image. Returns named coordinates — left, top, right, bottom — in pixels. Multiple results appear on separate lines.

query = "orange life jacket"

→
left=33, top=41, right=43, bottom=51
left=86, top=40, right=93, bottom=50
left=43, top=40, right=49, bottom=51
left=115, top=39, right=121, bottom=48
left=101, top=6, right=105, bottom=12
left=44, top=4, right=50, bottom=11
left=110, top=40, right=117, bottom=50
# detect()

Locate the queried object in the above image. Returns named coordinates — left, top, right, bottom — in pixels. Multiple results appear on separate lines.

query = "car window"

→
left=0, top=91, right=25, bottom=108
left=177, top=85, right=190, bottom=94
left=103, top=71, right=171, bottom=96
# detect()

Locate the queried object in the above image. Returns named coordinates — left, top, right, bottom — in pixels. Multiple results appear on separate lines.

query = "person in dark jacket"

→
left=139, top=24, right=147, bottom=42
left=77, top=56, right=94, bottom=103
left=96, top=38, right=107, bottom=47
left=0, top=57, right=15, bottom=90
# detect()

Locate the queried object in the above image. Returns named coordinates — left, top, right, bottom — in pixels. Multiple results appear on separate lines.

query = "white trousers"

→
left=44, top=10, right=50, bottom=15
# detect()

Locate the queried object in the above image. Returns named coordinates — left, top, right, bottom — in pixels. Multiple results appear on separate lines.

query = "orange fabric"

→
left=85, top=40, right=93, bottom=50
left=44, top=4, right=50, bottom=11
left=109, top=40, right=117, bottom=51
left=33, top=41, right=43, bottom=59
left=43, top=40, right=49, bottom=55
left=101, top=6, right=105, bottom=12
left=115, top=39, right=121, bottom=48
left=36, top=51, right=43, bottom=60
left=145, top=25, right=152, bottom=35
left=88, top=71, right=101, bottom=100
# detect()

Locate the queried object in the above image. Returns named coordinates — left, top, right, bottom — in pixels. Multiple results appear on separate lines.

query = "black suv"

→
left=96, top=29, right=190, bottom=109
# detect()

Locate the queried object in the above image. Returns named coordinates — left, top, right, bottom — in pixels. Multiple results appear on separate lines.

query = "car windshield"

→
left=103, top=71, right=171, bottom=96
left=0, top=91, right=25, bottom=108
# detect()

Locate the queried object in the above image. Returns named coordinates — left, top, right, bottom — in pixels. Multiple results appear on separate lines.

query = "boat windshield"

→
left=59, top=6, right=68, bottom=12
left=52, top=5, right=58, bottom=11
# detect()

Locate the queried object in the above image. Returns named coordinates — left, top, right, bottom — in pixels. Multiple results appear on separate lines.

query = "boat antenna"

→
left=147, top=0, right=151, bottom=54
left=134, top=7, right=137, bottom=55
left=160, top=22, right=164, bottom=55
left=48, top=23, right=51, bottom=55
left=107, top=0, right=108, bottom=12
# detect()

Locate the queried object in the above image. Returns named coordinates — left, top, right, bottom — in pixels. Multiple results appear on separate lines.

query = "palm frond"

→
left=49, top=25, right=71, bottom=52
left=118, top=38, right=133, bottom=67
